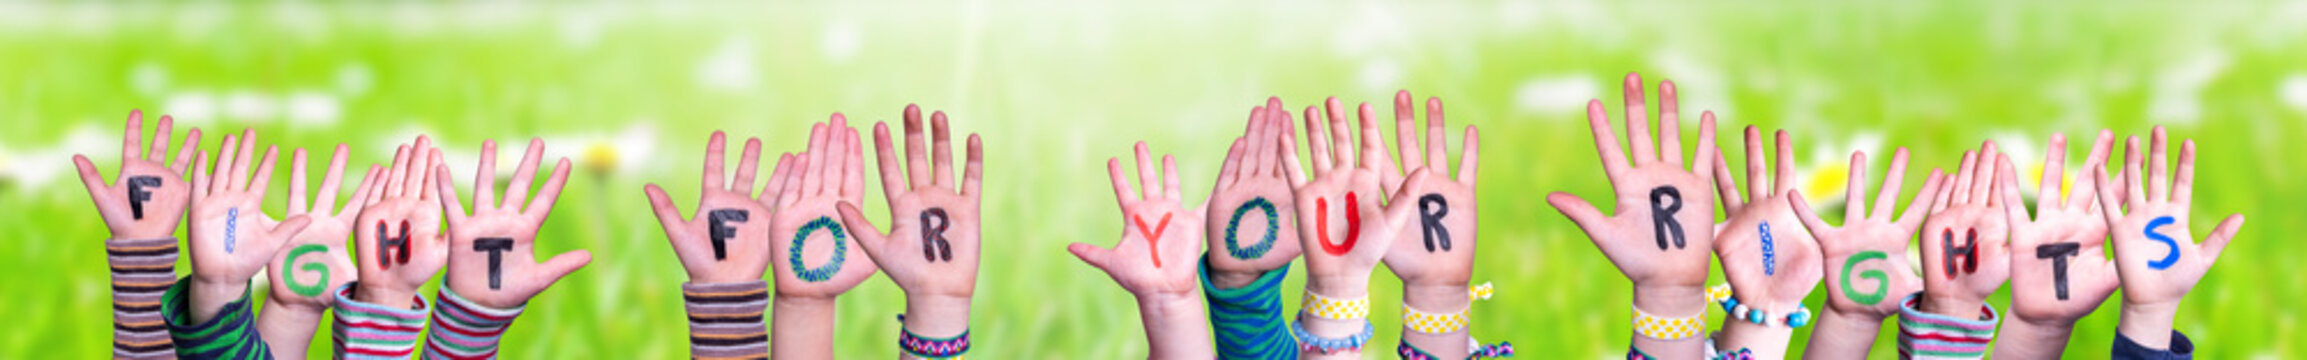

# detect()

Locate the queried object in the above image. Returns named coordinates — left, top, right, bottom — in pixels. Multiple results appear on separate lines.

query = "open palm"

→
left=72, top=110, right=202, bottom=240
left=2006, top=131, right=2123, bottom=322
left=1918, top=141, right=2016, bottom=312
left=1378, top=90, right=1482, bottom=286
left=840, top=105, right=986, bottom=299
left=1204, top=98, right=1305, bottom=279
left=351, top=137, right=449, bottom=307
left=2094, top=127, right=2244, bottom=309
left=1793, top=148, right=1940, bottom=318
left=766, top=115, right=878, bottom=298
left=437, top=138, right=593, bottom=308
left=1071, top=142, right=1206, bottom=296
left=266, top=145, right=377, bottom=308
left=647, top=132, right=785, bottom=285
left=1547, top=74, right=1721, bottom=290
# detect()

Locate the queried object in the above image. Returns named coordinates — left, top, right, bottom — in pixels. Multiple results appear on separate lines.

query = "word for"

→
left=1650, top=187, right=1686, bottom=250
left=224, top=207, right=240, bottom=253
left=1840, top=250, right=1891, bottom=305
left=709, top=209, right=748, bottom=260
left=789, top=216, right=849, bottom=282
left=127, top=176, right=161, bottom=219
left=1223, top=197, right=1280, bottom=260
left=1134, top=212, right=1174, bottom=268
left=1417, top=194, right=1452, bottom=252
left=377, top=220, right=412, bottom=269
left=283, top=244, right=333, bottom=297
left=2036, top=242, right=2080, bottom=300
left=474, top=238, right=515, bottom=290
left=2145, top=216, right=2180, bottom=270
left=1759, top=221, right=1776, bottom=276
left=1315, top=193, right=1363, bottom=256
left=1941, top=229, right=1979, bottom=279
left=921, top=208, right=953, bottom=262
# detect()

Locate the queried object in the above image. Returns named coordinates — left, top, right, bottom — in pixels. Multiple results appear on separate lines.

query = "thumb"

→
left=2201, top=214, right=2245, bottom=266
left=261, top=214, right=315, bottom=258
left=534, top=250, right=594, bottom=288
left=1067, top=243, right=1113, bottom=271
left=1545, top=192, right=1608, bottom=238
left=1382, top=169, right=1433, bottom=234
left=1788, top=190, right=1832, bottom=236
left=835, top=201, right=890, bottom=265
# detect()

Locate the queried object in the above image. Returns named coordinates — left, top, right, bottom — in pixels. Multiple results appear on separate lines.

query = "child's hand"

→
left=836, top=106, right=983, bottom=337
left=1791, top=149, right=1940, bottom=321
left=1374, top=91, right=1482, bottom=307
left=2094, top=127, right=2244, bottom=348
left=647, top=132, right=785, bottom=284
left=1917, top=141, right=2016, bottom=318
left=1203, top=98, right=1305, bottom=287
left=1293, top=98, right=1423, bottom=298
left=1709, top=128, right=1824, bottom=312
left=73, top=110, right=202, bottom=240
left=1071, top=142, right=1207, bottom=297
left=265, top=145, right=378, bottom=310
left=187, top=128, right=314, bottom=321
left=766, top=115, right=879, bottom=299
left=1546, top=74, right=1720, bottom=302
left=351, top=137, right=450, bottom=309
left=435, top=139, right=593, bottom=309
left=2005, top=131, right=2122, bottom=324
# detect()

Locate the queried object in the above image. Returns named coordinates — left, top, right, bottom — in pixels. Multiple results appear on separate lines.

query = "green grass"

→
left=2, top=1, right=2302, bottom=358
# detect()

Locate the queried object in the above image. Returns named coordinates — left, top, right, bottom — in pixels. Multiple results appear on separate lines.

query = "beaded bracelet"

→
left=895, top=315, right=968, bottom=359
left=1301, top=291, right=1370, bottom=320
left=1289, top=320, right=1374, bottom=355
left=1707, top=284, right=1812, bottom=328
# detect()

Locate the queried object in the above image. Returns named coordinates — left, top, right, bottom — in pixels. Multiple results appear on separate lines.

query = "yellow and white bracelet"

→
left=1403, top=304, right=1470, bottom=334
left=1302, top=291, right=1371, bottom=320
left=1632, top=305, right=1706, bottom=340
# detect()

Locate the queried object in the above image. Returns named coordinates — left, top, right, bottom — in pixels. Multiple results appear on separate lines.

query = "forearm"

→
left=1629, top=284, right=1706, bottom=358
left=1200, top=259, right=1296, bottom=360
left=898, top=293, right=972, bottom=360
left=1399, top=283, right=1471, bottom=359
left=1801, top=309, right=1887, bottom=359
left=421, top=287, right=526, bottom=360
left=2116, top=301, right=2180, bottom=351
left=683, top=281, right=769, bottom=359
left=161, top=277, right=273, bottom=359
left=1992, top=316, right=2078, bottom=359
left=106, top=237, right=179, bottom=359
left=1136, top=291, right=1216, bottom=359
left=770, top=295, right=840, bottom=359
left=256, top=298, right=327, bottom=359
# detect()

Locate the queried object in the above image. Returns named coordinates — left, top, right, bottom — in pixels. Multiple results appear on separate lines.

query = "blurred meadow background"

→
left=3, top=0, right=2305, bottom=358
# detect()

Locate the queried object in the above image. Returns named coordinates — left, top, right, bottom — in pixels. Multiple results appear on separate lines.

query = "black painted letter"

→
left=1417, top=194, right=1451, bottom=251
left=475, top=238, right=514, bottom=290
left=1648, top=187, right=1686, bottom=250
left=378, top=220, right=411, bottom=269
left=1942, top=229, right=1978, bottom=279
left=922, top=208, right=952, bottom=261
left=127, top=176, right=161, bottom=219
left=708, top=209, right=748, bottom=260
left=2036, top=242, right=2080, bottom=300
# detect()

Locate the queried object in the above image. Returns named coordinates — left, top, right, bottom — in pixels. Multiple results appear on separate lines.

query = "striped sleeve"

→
left=1895, top=294, right=2000, bottom=360
left=160, top=277, right=270, bottom=360
left=421, top=287, right=525, bottom=360
left=683, top=281, right=769, bottom=360
left=1200, top=257, right=1298, bottom=360
left=332, top=282, right=432, bottom=360
left=107, top=237, right=179, bottom=359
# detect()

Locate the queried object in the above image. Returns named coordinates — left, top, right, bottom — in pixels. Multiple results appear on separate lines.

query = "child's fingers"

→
left=731, top=138, right=763, bottom=198
left=2202, top=214, right=2245, bottom=266
left=1305, top=105, right=1333, bottom=174
left=72, top=155, right=115, bottom=204
left=122, top=110, right=143, bottom=166
left=315, top=144, right=351, bottom=214
left=703, top=132, right=728, bottom=192
left=1997, top=155, right=2029, bottom=224
left=504, top=138, right=546, bottom=209
left=1457, top=126, right=1480, bottom=186
left=247, top=146, right=281, bottom=198
left=1773, top=130, right=1796, bottom=194
left=2173, top=139, right=2196, bottom=205
left=525, top=159, right=572, bottom=220
left=1622, top=74, right=1656, bottom=165
left=1844, top=151, right=1869, bottom=222
left=1066, top=243, right=1114, bottom=271
left=643, top=184, right=692, bottom=232
left=533, top=250, right=594, bottom=289
left=171, top=128, right=202, bottom=174
left=1894, top=170, right=1946, bottom=232
left=2148, top=126, right=2169, bottom=203
left=903, top=105, right=933, bottom=189
left=2091, top=168, right=2126, bottom=225
left=266, top=215, right=315, bottom=249
left=1711, top=145, right=1745, bottom=213
left=476, top=140, right=501, bottom=210
left=1134, top=142, right=1159, bottom=200
left=835, top=201, right=889, bottom=265
left=290, top=148, right=312, bottom=215
left=872, top=123, right=907, bottom=198
left=1790, top=191, right=1833, bottom=234
left=962, top=135, right=984, bottom=198
left=435, top=165, right=469, bottom=227
left=1108, top=158, right=1136, bottom=207
left=932, top=111, right=955, bottom=188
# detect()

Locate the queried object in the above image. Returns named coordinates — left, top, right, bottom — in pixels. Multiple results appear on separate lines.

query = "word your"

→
left=1133, top=212, right=1173, bottom=268
left=127, top=176, right=161, bottom=219
left=377, top=220, right=411, bottom=269
left=1417, top=194, right=1452, bottom=252
left=2036, top=242, right=2080, bottom=300
left=284, top=244, right=332, bottom=297
left=1942, top=229, right=1978, bottom=279
left=789, top=216, right=848, bottom=282
left=1315, top=193, right=1363, bottom=256
left=921, top=208, right=953, bottom=262
left=1840, top=250, right=1890, bottom=305
left=709, top=209, right=748, bottom=260
left=2145, top=216, right=2180, bottom=270
left=1760, top=221, right=1776, bottom=276
left=475, top=238, right=515, bottom=290
left=224, top=207, right=240, bottom=253
left=1650, top=187, right=1686, bottom=250
left=1223, top=197, right=1280, bottom=260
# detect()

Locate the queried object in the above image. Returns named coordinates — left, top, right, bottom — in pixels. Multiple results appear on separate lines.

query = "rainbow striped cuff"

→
left=1895, top=294, right=1998, bottom=360
left=160, top=277, right=271, bottom=360
left=422, top=287, right=526, bottom=360
left=1199, top=257, right=1298, bottom=360
left=107, top=237, right=178, bottom=359
left=332, top=282, right=432, bottom=360
left=684, top=281, right=769, bottom=360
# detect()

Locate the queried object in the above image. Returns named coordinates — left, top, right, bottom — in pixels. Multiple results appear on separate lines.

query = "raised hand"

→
left=836, top=105, right=985, bottom=339
left=1067, top=141, right=1213, bottom=359
left=1917, top=141, right=2016, bottom=319
left=1544, top=73, right=1719, bottom=356
left=646, top=131, right=787, bottom=285
left=73, top=110, right=202, bottom=240
left=1377, top=90, right=1482, bottom=290
left=1294, top=97, right=1424, bottom=297
left=1203, top=98, right=1305, bottom=288
left=187, top=128, right=313, bottom=322
left=351, top=136, right=450, bottom=309
left=2095, top=126, right=2244, bottom=349
left=766, top=115, right=878, bottom=298
left=435, top=138, right=593, bottom=309
left=1706, top=127, right=1823, bottom=358
left=1791, top=148, right=1942, bottom=359
left=266, top=145, right=377, bottom=310
left=2002, top=132, right=2123, bottom=330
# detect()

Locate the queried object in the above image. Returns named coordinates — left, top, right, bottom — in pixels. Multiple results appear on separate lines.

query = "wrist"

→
left=187, top=278, right=249, bottom=323
left=1306, top=273, right=1373, bottom=299
left=1632, top=284, right=1706, bottom=317
left=1713, top=319, right=1796, bottom=359
left=1207, top=268, right=1268, bottom=290
left=902, top=293, right=972, bottom=338
left=355, top=282, right=415, bottom=309
left=1920, top=294, right=1984, bottom=319
left=1133, top=290, right=1215, bottom=359
left=1993, top=316, right=2077, bottom=358
left=1402, top=281, right=1472, bottom=312
left=2117, top=300, right=2180, bottom=349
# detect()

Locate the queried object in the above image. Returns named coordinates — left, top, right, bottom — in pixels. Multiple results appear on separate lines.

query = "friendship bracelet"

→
left=895, top=314, right=969, bottom=359
left=1469, top=337, right=1515, bottom=358
left=1709, top=284, right=1812, bottom=328
left=1301, top=291, right=1370, bottom=320
left=1468, top=282, right=1494, bottom=301
left=1403, top=304, right=1469, bottom=334
left=1702, top=335, right=1755, bottom=360
left=1632, top=304, right=1707, bottom=340
left=1289, top=320, right=1374, bottom=355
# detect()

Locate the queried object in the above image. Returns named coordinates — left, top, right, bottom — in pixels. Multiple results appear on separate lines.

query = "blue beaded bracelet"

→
left=1289, top=320, right=1374, bottom=355
left=1713, top=286, right=1812, bottom=328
